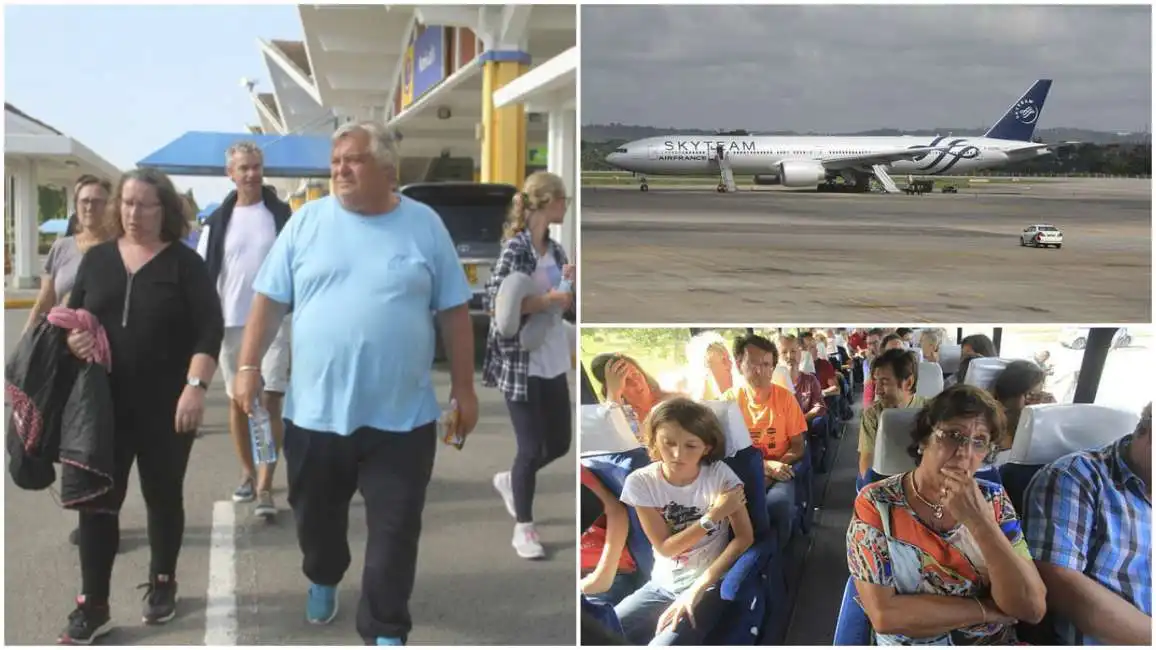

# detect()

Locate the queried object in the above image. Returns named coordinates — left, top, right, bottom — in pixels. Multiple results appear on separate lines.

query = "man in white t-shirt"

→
left=197, top=141, right=293, bottom=518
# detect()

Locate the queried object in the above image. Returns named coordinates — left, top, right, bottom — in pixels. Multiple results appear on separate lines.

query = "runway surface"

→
left=3, top=309, right=575, bottom=646
left=580, top=179, right=1151, bottom=323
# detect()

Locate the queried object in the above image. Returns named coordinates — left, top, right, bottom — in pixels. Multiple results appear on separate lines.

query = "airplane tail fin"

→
left=984, top=79, right=1052, bottom=141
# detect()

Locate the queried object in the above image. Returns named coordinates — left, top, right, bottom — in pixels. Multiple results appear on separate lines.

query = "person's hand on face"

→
left=940, top=466, right=991, bottom=528
left=604, top=358, right=638, bottom=403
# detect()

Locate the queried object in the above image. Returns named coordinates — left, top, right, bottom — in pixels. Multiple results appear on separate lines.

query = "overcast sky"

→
left=581, top=5, right=1151, bottom=132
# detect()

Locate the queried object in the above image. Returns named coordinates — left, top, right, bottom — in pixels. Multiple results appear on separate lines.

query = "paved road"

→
left=3, top=308, right=576, bottom=645
left=580, top=179, right=1151, bottom=323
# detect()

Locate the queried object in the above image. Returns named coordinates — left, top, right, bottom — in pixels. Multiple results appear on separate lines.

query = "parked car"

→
left=399, top=182, right=514, bottom=360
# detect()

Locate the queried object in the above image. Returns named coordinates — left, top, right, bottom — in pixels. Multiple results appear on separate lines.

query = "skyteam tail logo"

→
left=1014, top=98, right=1040, bottom=125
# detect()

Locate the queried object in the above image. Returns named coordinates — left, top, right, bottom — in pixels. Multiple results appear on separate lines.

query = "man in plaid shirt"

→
left=1023, top=402, right=1151, bottom=645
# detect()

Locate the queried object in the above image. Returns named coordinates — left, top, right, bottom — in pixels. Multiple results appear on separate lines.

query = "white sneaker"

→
left=512, top=522, right=546, bottom=560
left=492, top=471, right=517, bottom=519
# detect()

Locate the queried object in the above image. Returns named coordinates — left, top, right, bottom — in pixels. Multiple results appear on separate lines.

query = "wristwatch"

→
left=187, top=376, right=208, bottom=391
left=698, top=514, right=718, bottom=533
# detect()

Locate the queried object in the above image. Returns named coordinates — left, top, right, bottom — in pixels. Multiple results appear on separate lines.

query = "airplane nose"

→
left=605, top=152, right=620, bottom=164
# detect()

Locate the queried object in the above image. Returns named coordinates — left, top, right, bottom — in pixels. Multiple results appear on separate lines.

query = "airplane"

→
left=604, top=79, right=1064, bottom=193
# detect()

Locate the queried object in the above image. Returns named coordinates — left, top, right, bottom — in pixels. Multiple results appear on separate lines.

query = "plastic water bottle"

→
left=557, top=277, right=573, bottom=294
left=250, top=399, right=277, bottom=465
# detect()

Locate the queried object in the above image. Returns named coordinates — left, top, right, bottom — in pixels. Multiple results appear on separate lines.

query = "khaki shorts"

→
left=219, top=319, right=291, bottom=398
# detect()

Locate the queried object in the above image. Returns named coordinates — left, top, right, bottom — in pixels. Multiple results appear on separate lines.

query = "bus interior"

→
left=578, top=326, right=1149, bottom=646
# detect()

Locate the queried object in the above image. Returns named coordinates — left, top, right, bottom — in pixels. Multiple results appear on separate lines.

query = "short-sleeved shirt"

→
left=620, top=461, right=743, bottom=593
left=724, top=383, right=808, bottom=462
left=252, top=194, right=471, bottom=436
left=858, top=395, right=929, bottom=457
left=580, top=467, right=637, bottom=574
left=1023, top=434, right=1151, bottom=645
left=45, top=236, right=84, bottom=302
left=792, top=371, right=826, bottom=419
left=846, top=473, right=1030, bottom=645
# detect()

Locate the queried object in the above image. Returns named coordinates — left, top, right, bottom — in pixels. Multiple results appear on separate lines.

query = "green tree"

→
left=37, top=186, right=65, bottom=223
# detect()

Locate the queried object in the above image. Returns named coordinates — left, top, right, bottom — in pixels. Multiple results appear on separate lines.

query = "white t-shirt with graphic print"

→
left=620, top=461, right=743, bottom=594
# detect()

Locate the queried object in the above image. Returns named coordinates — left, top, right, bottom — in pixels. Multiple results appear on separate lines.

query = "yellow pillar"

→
left=481, top=57, right=527, bottom=186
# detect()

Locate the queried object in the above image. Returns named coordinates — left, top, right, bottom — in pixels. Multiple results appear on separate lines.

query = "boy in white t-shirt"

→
left=614, top=397, right=754, bottom=645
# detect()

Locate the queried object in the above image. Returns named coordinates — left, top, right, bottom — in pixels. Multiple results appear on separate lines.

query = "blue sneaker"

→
left=306, top=584, right=338, bottom=624
left=232, top=479, right=255, bottom=503
left=375, top=637, right=404, bottom=646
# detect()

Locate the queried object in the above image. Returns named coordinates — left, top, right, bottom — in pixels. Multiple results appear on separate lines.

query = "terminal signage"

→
left=412, top=26, right=446, bottom=101
left=401, top=42, right=414, bottom=109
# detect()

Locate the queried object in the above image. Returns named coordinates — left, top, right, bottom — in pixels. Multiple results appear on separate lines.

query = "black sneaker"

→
left=139, top=575, right=178, bottom=624
left=58, top=596, right=111, bottom=645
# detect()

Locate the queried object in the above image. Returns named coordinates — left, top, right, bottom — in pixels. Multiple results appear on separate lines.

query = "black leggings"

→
left=79, top=416, right=195, bottom=601
left=505, top=374, right=572, bottom=523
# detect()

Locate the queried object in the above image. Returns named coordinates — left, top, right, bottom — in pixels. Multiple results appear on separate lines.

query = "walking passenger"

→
left=484, top=171, right=575, bottom=560
left=59, top=168, right=224, bottom=643
left=197, top=141, right=293, bottom=518
left=232, top=121, right=478, bottom=645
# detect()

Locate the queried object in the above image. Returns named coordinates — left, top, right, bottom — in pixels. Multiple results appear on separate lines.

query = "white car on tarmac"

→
left=1020, top=223, right=1063, bottom=248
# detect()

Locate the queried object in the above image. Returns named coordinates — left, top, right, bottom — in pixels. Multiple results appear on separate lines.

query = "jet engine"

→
left=777, top=160, right=828, bottom=188
left=753, top=175, right=781, bottom=185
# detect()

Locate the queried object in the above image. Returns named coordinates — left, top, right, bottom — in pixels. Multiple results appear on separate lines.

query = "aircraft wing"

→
left=818, top=146, right=951, bottom=170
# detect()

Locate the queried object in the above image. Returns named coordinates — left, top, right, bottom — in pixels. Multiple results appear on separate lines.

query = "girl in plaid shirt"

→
left=483, top=172, right=575, bottom=560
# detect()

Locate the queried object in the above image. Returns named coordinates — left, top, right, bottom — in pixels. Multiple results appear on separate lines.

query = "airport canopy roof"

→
left=137, top=131, right=332, bottom=177
left=5, top=103, right=123, bottom=185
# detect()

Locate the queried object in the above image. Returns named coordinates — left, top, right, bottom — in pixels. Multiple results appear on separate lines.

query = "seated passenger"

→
left=614, top=398, right=754, bottom=645
left=725, top=334, right=808, bottom=548
left=991, top=360, right=1056, bottom=450
left=920, top=329, right=942, bottom=364
left=580, top=466, right=642, bottom=608
left=685, top=331, right=738, bottom=400
left=858, top=349, right=928, bottom=480
left=861, top=328, right=886, bottom=407
left=781, top=335, right=826, bottom=424
left=946, top=334, right=997, bottom=388
left=592, top=353, right=677, bottom=432
left=801, top=330, right=842, bottom=401
left=1023, top=403, right=1152, bottom=645
left=847, top=385, right=1047, bottom=645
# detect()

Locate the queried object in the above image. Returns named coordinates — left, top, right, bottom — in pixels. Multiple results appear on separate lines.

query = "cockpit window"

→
left=614, top=148, right=628, bottom=153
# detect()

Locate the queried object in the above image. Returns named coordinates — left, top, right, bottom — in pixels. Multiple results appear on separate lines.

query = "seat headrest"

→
left=939, top=343, right=962, bottom=376
left=1006, top=403, right=1140, bottom=466
left=872, top=407, right=922, bottom=476
left=801, top=351, right=816, bottom=375
left=579, top=403, right=642, bottom=456
left=916, top=362, right=944, bottom=398
left=700, top=400, right=753, bottom=457
left=964, top=357, right=1013, bottom=391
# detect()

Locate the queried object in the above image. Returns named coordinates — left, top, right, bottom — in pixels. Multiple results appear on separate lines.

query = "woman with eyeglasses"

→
left=846, top=385, right=1047, bottom=645
left=25, top=175, right=113, bottom=335
left=57, top=168, right=223, bottom=644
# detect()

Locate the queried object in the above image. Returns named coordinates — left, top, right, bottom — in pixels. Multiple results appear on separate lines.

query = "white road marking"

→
left=205, top=500, right=237, bottom=645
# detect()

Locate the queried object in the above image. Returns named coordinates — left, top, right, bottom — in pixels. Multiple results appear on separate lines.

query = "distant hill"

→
left=582, top=123, right=1151, bottom=145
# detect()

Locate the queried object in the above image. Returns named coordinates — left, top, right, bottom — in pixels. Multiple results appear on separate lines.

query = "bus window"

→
left=1093, top=327, right=1148, bottom=415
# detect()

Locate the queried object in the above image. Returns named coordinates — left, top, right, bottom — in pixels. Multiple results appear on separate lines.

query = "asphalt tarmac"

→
left=3, top=308, right=576, bottom=646
left=580, top=178, right=1151, bottom=323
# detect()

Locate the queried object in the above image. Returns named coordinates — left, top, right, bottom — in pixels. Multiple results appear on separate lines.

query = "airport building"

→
left=245, top=4, right=576, bottom=252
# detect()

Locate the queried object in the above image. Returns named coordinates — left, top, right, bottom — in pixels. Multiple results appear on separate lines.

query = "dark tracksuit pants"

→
left=284, top=420, right=437, bottom=643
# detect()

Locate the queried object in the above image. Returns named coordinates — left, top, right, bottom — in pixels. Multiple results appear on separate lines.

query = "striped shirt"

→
left=1023, top=433, right=1151, bottom=645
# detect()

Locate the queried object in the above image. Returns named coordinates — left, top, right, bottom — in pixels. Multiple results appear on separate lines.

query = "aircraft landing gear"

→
left=716, top=183, right=726, bottom=193
left=639, top=175, right=649, bottom=192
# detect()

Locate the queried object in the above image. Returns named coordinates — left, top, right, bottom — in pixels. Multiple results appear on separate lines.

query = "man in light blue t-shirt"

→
left=232, top=122, right=478, bottom=646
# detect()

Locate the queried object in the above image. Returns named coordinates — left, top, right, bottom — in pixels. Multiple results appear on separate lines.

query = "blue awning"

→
left=137, top=132, right=332, bottom=178
left=197, top=202, right=221, bottom=221
left=40, top=218, right=69, bottom=235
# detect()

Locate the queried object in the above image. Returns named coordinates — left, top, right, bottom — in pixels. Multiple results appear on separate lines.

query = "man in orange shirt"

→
left=724, top=334, right=809, bottom=550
